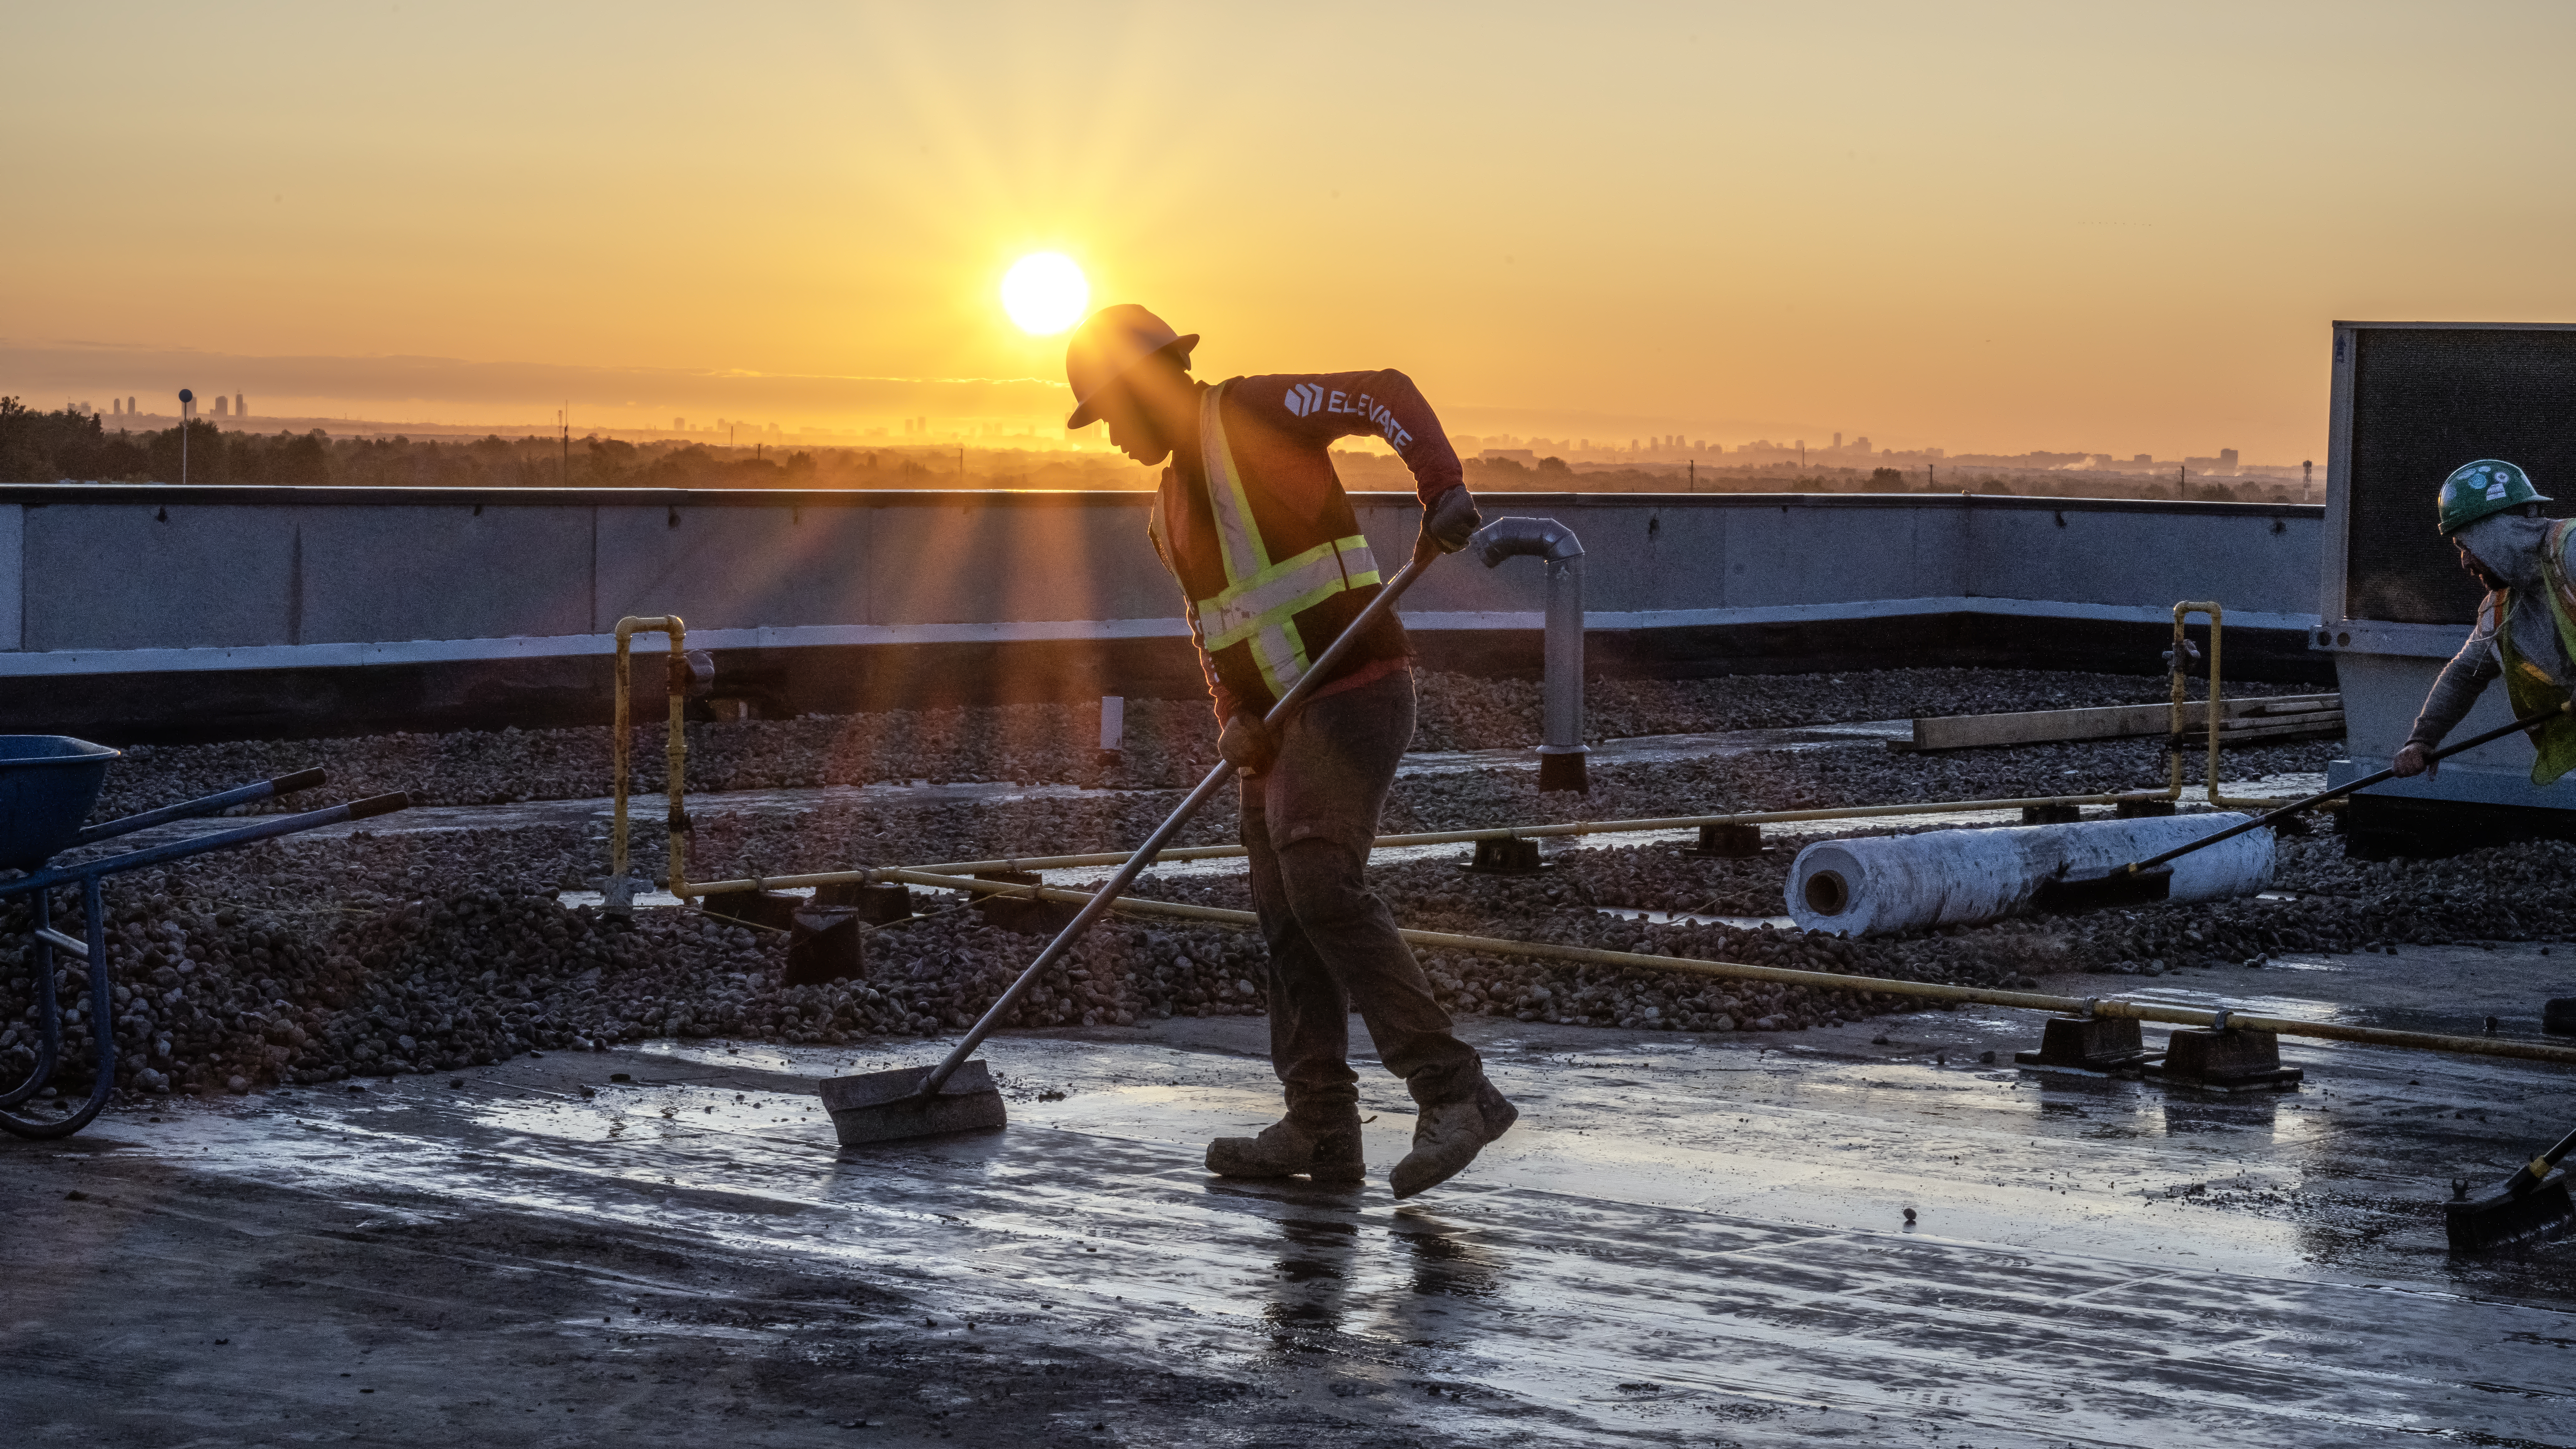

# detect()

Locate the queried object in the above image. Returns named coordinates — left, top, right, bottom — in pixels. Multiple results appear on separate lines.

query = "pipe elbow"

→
left=1469, top=516, right=1585, bottom=568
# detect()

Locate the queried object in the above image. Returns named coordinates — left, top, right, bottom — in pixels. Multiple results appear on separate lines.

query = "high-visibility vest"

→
left=2499, top=519, right=2576, bottom=785
left=1150, top=380, right=1385, bottom=713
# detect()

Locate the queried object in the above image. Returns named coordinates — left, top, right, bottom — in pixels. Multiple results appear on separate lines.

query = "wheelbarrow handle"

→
left=72, top=768, right=330, bottom=848
left=1, top=792, right=411, bottom=898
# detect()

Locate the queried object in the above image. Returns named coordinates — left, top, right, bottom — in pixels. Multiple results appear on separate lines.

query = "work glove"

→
left=1420, top=486, right=1483, bottom=556
left=1219, top=711, right=1278, bottom=775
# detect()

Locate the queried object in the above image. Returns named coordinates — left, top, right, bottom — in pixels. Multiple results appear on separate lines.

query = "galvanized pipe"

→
left=875, top=866, right=2576, bottom=1071
left=1475, top=517, right=1588, bottom=792
left=1547, top=553, right=1584, bottom=757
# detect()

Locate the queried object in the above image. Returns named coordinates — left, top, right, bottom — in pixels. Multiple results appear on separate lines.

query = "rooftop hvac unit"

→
left=2319, top=321, right=2576, bottom=857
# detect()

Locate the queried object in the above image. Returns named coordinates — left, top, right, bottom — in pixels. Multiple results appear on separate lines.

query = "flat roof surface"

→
left=6, top=939, right=2571, bottom=1446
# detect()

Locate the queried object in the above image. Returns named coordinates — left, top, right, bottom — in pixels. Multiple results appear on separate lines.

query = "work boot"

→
left=1205, top=1110, right=1365, bottom=1183
left=1389, top=1077, right=1518, bottom=1200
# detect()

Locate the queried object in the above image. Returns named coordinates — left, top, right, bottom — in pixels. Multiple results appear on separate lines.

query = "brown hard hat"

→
left=1064, top=304, right=1197, bottom=429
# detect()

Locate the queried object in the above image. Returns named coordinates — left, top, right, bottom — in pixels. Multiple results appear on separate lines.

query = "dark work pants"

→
left=1240, top=667, right=1482, bottom=1122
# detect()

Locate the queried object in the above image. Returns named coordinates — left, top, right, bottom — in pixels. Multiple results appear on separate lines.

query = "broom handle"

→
left=909, top=539, right=1443, bottom=1100
left=2501, top=1125, right=2576, bottom=1194
left=2125, top=700, right=2574, bottom=876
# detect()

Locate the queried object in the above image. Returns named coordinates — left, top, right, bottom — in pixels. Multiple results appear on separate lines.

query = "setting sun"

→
left=1000, top=253, right=1089, bottom=336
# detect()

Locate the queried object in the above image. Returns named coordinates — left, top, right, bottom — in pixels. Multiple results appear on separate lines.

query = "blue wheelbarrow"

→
left=0, top=737, right=409, bottom=1138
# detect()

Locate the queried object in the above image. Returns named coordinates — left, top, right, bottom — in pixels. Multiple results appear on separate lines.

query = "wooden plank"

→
left=1910, top=694, right=2341, bottom=752
left=2183, top=711, right=2347, bottom=746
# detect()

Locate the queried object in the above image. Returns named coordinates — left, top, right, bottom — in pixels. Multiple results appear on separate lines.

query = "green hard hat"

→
left=2437, top=459, right=2550, bottom=535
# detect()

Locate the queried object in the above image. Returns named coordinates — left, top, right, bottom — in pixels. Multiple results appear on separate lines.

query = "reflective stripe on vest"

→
left=1192, top=382, right=1379, bottom=700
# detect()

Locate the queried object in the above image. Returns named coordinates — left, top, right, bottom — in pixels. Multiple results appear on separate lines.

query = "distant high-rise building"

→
left=111, top=398, right=121, bottom=417
left=1833, top=432, right=1842, bottom=449
left=235, top=393, right=246, bottom=418
left=2219, top=448, right=2239, bottom=471
left=1854, top=436, right=1871, bottom=452
left=212, top=394, right=229, bottom=417
left=674, top=417, right=686, bottom=431
left=127, top=396, right=137, bottom=415
left=2133, top=454, right=2153, bottom=465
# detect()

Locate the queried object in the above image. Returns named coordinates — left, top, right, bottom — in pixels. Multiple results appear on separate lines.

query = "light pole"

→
left=178, top=388, right=195, bottom=485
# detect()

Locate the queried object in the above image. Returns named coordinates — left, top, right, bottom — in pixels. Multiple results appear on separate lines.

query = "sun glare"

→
left=1001, top=252, right=1089, bottom=336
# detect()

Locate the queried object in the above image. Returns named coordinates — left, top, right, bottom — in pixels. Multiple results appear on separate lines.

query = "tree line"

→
left=5, top=399, right=2292, bottom=503
left=0, top=400, right=1127, bottom=490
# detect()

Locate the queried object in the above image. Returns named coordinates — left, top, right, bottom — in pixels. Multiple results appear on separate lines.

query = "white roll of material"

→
left=1784, top=814, right=2275, bottom=936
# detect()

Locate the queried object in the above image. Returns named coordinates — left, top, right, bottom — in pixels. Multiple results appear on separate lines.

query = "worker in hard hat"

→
left=1062, top=304, right=1512, bottom=1199
left=2393, top=459, right=2576, bottom=784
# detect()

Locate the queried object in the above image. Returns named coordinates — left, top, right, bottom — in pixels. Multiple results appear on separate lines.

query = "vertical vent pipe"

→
left=1471, top=517, right=1588, bottom=793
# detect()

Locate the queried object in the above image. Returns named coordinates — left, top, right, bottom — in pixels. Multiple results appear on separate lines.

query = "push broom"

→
left=820, top=532, right=1450, bottom=1145
left=2448, top=1125, right=2576, bottom=1252
left=2030, top=700, right=2575, bottom=914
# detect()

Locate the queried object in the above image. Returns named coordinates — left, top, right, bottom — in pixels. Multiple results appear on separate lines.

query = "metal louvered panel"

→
left=2341, top=325, right=2576, bottom=626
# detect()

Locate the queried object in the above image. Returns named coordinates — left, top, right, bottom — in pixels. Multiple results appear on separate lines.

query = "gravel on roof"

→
left=92, top=666, right=2312, bottom=817
left=18, top=666, right=2520, bottom=1124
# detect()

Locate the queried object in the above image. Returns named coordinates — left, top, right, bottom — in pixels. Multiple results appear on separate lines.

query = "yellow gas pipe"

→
left=874, top=866, right=2576, bottom=1071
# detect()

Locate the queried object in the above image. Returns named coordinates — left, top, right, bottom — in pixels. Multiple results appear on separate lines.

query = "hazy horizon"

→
left=1, top=336, right=2307, bottom=464
left=12, top=2, right=2576, bottom=463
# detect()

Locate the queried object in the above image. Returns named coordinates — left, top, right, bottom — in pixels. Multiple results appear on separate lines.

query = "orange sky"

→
left=9, top=2, right=2576, bottom=461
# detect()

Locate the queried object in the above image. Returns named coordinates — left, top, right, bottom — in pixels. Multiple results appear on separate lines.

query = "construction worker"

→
left=2394, top=459, right=2576, bottom=783
left=1062, top=304, right=1515, bottom=1198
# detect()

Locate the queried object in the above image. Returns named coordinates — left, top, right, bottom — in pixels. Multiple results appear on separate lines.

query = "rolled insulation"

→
left=1785, top=813, right=2275, bottom=935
